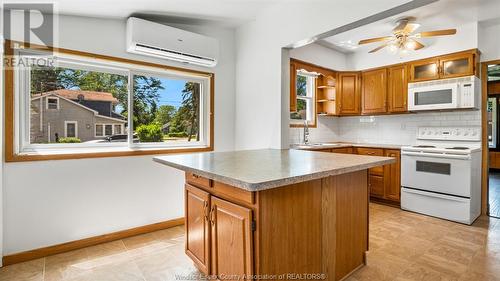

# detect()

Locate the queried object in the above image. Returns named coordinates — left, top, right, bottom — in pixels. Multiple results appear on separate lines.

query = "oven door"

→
left=408, top=83, right=458, bottom=111
left=401, top=151, right=471, bottom=197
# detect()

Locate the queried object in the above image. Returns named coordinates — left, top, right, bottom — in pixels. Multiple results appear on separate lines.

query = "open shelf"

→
left=318, top=99, right=335, bottom=103
left=317, top=85, right=335, bottom=89
left=316, top=74, right=337, bottom=116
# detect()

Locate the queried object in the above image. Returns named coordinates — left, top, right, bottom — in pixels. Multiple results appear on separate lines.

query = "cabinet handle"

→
left=203, top=201, right=209, bottom=221
left=210, top=205, right=216, bottom=225
left=367, top=152, right=375, bottom=155
left=192, top=174, right=200, bottom=179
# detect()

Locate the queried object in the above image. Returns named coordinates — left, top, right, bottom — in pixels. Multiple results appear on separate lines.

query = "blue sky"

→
left=157, top=78, right=186, bottom=108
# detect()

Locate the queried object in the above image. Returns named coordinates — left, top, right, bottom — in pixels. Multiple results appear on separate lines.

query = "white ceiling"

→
left=13, top=0, right=279, bottom=27
left=320, top=0, right=500, bottom=53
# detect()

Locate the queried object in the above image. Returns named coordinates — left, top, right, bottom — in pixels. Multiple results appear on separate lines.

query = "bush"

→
left=136, top=123, right=163, bottom=142
left=167, top=132, right=188, bottom=138
left=58, top=137, right=81, bottom=143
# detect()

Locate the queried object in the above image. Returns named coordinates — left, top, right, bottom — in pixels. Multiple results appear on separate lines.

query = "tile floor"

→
left=1, top=203, right=500, bottom=281
left=489, top=171, right=500, bottom=218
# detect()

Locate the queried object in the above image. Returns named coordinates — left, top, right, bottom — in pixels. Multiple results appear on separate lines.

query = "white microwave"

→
left=408, top=76, right=480, bottom=111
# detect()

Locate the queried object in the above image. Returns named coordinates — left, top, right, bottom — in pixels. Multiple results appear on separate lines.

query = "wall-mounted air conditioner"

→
left=126, top=17, right=219, bottom=67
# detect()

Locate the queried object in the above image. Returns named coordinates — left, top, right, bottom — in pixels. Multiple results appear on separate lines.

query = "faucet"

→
left=303, top=120, right=310, bottom=145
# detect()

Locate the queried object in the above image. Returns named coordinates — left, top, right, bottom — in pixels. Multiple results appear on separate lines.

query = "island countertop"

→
left=153, top=149, right=394, bottom=191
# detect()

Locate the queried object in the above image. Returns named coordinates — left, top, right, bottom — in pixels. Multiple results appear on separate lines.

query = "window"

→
left=95, top=124, right=104, bottom=137
left=64, top=121, right=78, bottom=138
left=114, top=124, right=122, bottom=135
left=290, top=70, right=316, bottom=126
left=8, top=42, right=213, bottom=161
left=46, top=97, right=59, bottom=110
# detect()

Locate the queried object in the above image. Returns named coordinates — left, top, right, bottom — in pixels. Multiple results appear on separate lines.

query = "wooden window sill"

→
left=6, top=146, right=213, bottom=162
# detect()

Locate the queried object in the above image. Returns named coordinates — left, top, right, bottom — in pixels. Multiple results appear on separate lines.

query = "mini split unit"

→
left=126, top=17, right=219, bottom=67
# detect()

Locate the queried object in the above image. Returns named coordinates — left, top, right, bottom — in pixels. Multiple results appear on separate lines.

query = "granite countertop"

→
left=153, top=149, right=394, bottom=191
left=291, top=142, right=406, bottom=151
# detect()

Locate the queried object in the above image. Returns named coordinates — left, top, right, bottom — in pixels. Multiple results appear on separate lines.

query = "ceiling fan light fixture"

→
left=405, top=40, right=417, bottom=50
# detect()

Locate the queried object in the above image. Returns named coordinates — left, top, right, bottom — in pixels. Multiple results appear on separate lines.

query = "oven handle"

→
left=401, top=151, right=471, bottom=160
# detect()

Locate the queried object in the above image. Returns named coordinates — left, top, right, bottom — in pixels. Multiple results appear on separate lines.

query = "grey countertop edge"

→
left=153, top=156, right=395, bottom=192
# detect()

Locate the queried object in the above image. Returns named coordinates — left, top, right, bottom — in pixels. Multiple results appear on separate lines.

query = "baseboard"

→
left=3, top=217, right=184, bottom=266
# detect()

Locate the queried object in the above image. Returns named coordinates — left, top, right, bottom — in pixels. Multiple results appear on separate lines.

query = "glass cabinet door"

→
left=440, top=54, right=474, bottom=79
left=410, top=59, right=440, bottom=82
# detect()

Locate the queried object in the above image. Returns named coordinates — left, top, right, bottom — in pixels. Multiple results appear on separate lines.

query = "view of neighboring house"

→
left=30, top=89, right=127, bottom=143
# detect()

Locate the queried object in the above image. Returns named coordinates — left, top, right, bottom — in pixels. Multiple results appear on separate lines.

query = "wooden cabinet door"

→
left=210, top=196, right=253, bottom=280
left=356, top=148, right=384, bottom=175
left=388, top=65, right=408, bottom=113
left=338, top=72, right=361, bottom=115
left=384, top=150, right=401, bottom=202
left=440, top=53, right=475, bottom=79
left=369, top=175, right=385, bottom=198
left=185, top=184, right=211, bottom=274
left=362, top=69, right=388, bottom=114
left=409, top=58, right=440, bottom=82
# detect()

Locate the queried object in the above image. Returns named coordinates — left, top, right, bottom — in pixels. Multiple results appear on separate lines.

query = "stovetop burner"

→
left=446, top=147, right=470, bottom=150
left=412, top=145, right=436, bottom=148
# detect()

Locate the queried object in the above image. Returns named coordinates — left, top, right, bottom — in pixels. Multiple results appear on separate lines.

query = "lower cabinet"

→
left=384, top=150, right=401, bottom=202
left=185, top=183, right=254, bottom=278
left=210, top=197, right=253, bottom=279
left=185, top=184, right=210, bottom=274
left=355, top=147, right=401, bottom=203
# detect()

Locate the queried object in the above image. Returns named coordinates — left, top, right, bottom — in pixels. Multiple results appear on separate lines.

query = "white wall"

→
left=2, top=14, right=236, bottom=254
left=289, top=43, right=348, bottom=71
left=479, top=19, right=500, bottom=62
left=234, top=0, right=413, bottom=150
left=347, top=21, right=479, bottom=70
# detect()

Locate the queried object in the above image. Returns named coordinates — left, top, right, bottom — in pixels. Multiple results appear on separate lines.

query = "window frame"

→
left=64, top=121, right=78, bottom=138
left=46, top=97, right=59, bottom=110
left=4, top=40, right=214, bottom=162
left=290, top=70, right=317, bottom=127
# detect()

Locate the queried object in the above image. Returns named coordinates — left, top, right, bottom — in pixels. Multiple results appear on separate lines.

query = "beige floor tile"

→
left=121, top=233, right=158, bottom=250
left=68, top=261, right=145, bottom=281
left=152, top=226, right=184, bottom=241
left=0, top=259, right=44, bottom=281
left=394, top=263, right=457, bottom=281
left=44, top=249, right=91, bottom=281
left=85, top=241, right=127, bottom=259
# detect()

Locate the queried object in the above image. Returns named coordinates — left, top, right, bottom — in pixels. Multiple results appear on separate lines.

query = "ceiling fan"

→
left=358, top=17, right=457, bottom=53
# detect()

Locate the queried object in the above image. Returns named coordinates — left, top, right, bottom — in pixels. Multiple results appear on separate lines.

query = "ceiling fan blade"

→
left=393, top=19, right=409, bottom=33
left=403, top=23, right=420, bottom=34
left=369, top=44, right=388, bottom=53
left=415, top=29, right=457, bottom=38
left=413, top=40, right=425, bottom=50
left=358, top=36, right=393, bottom=45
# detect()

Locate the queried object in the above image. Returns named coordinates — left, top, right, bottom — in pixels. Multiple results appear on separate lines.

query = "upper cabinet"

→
left=361, top=68, right=387, bottom=114
left=408, top=58, right=440, bottom=82
left=409, top=50, right=479, bottom=82
left=388, top=64, right=408, bottom=113
left=338, top=72, right=361, bottom=115
left=440, top=52, right=475, bottom=79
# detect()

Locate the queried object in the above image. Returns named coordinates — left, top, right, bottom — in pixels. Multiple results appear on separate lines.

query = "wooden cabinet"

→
left=440, top=52, right=475, bottom=79
left=368, top=175, right=384, bottom=198
left=388, top=65, right=408, bottom=113
left=185, top=183, right=254, bottom=278
left=409, top=50, right=478, bottom=82
left=384, top=150, right=401, bottom=202
left=210, top=197, right=253, bottom=280
left=185, top=184, right=211, bottom=274
left=338, top=72, right=361, bottom=115
left=361, top=69, right=387, bottom=114
left=490, top=152, right=500, bottom=169
left=356, top=147, right=384, bottom=175
left=355, top=147, right=401, bottom=203
left=317, top=74, right=337, bottom=116
left=331, top=147, right=353, bottom=154
left=408, top=58, right=440, bottom=82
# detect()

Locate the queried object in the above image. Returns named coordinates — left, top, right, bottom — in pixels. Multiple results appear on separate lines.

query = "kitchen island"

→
left=154, top=149, right=394, bottom=281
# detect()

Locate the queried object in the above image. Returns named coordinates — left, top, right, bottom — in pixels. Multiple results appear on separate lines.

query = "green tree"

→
left=169, top=82, right=200, bottom=141
left=154, top=105, right=176, bottom=126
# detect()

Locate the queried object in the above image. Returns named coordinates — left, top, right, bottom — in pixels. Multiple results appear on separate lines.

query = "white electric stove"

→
left=400, top=126, right=482, bottom=225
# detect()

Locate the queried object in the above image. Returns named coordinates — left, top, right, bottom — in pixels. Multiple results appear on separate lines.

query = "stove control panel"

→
left=417, top=127, right=481, bottom=141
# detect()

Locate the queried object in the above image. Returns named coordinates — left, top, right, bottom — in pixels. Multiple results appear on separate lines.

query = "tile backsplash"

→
left=289, top=110, right=481, bottom=146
